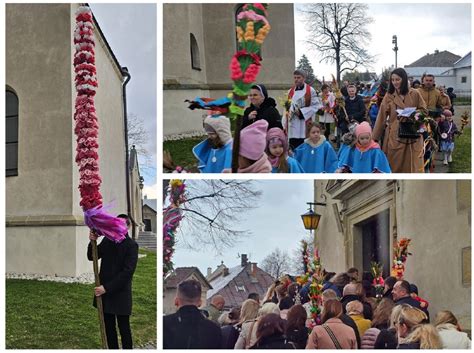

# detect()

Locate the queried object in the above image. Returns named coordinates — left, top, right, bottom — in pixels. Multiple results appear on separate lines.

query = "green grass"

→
left=6, top=250, right=156, bottom=349
left=449, top=127, right=471, bottom=173
left=454, top=98, right=471, bottom=106
left=163, top=138, right=202, bottom=172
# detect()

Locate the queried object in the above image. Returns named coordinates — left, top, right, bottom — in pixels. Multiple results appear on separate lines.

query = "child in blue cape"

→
left=294, top=122, right=338, bottom=173
left=338, top=121, right=391, bottom=173
left=192, top=115, right=232, bottom=173
left=266, top=127, right=304, bottom=173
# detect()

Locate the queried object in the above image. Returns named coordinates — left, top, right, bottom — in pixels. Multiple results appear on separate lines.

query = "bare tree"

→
left=261, top=248, right=291, bottom=279
left=301, top=3, right=375, bottom=84
left=164, top=179, right=262, bottom=253
left=291, top=237, right=314, bottom=275
left=127, top=113, right=154, bottom=174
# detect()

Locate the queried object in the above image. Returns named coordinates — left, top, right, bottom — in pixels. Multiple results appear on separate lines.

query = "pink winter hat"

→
left=240, top=120, right=269, bottom=160
left=355, top=121, right=372, bottom=138
left=266, top=127, right=288, bottom=153
left=442, top=109, right=453, bottom=117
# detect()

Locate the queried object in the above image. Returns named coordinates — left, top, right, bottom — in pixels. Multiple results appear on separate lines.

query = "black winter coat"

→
left=242, top=97, right=283, bottom=130
left=221, top=324, right=240, bottom=349
left=344, top=95, right=366, bottom=123
left=250, top=334, right=296, bottom=349
left=395, top=296, right=430, bottom=322
left=374, top=327, right=398, bottom=349
left=286, top=328, right=308, bottom=349
left=87, top=235, right=138, bottom=316
left=341, top=294, right=373, bottom=320
left=163, top=305, right=222, bottom=349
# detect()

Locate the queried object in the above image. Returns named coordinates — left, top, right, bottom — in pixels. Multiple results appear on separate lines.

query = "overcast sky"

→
left=172, top=180, right=314, bottom=275
left=295, top=3, right=471, bottom=80
left=90, top=4, right=157, bottom=198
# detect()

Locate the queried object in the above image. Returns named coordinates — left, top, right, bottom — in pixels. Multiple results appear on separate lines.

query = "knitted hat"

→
left=240, top=120, right=269, bottom=160
left=251, top=84, right=268, bottom=99
left=203, top=115, right=232, bottom=144
left=409, top=284, right=418, bottom=295
left=355, top=121, right=372, bottom=138
left=266, top=127, right=288, bottom=153
left=442, top=109, right=453, bottom=117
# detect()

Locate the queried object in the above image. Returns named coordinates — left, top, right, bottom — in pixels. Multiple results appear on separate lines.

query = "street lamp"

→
left=301, top=201, right=326, bottom=234
left=392, top=35, right=398, bottom=68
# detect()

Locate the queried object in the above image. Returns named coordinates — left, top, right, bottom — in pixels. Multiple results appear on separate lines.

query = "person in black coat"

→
left=344, top=84, right=366, bottom=123
left=392, top=280, right=430, bottom=321
left=242, top=84, right=283, bottom=130
left=249, top=314, right=295, bottom=349
left=87, top=214, right=139, bottom=349
left=163, top=279, right=222, bottom=349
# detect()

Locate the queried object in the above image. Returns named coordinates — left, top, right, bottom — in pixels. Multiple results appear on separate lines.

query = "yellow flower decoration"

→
left=244, top=21, right=255, bottom=41
left=170, top=179, right=183, bottom=188
left=236, top=27, right=244, bottom=42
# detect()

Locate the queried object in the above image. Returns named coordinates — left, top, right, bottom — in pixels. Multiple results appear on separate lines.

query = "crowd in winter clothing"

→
left=163, top=268, right=471, bottom=349
left=191, top=68, right=461, bottom=174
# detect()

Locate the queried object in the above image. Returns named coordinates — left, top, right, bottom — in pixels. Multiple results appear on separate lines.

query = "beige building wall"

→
left=314, top=180, right=471, bottom=330
left=163, top=3, right=295, bottom=136
left=142, top=206, right=157, bottom=234
left=163, top=273, right=210, bottom=315
left=6, top=4, right=127, bottom=276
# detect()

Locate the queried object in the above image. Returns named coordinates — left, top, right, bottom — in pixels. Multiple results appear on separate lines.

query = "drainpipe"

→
left=121, top=66, right=138, bottom=240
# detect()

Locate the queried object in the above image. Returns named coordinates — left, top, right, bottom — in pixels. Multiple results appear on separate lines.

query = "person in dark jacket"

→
left=285, top=305, right=308, bottom=349
left=250, top=313, right=295, bottom=349
left=392, top=280, right=430, bottom=321
left=163, top=279, right=222, bottom=349
left=242, top=84, right=283, bottom=130
left=87, top=214, right=139, bottom=349
left=446, top=87, right=456, bottom=114
left=345, top=85, right=366, bottom=123
left=383, top=276, right=397, bottom=300
left=220, top=307, right=241, bottom=349
left=341, top=283, right=373, bottom=320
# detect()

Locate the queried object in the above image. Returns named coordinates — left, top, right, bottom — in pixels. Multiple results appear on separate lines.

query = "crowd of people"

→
left=192, top=68, right=462, bottom=174
left=163, top=268, right=471, bottom=349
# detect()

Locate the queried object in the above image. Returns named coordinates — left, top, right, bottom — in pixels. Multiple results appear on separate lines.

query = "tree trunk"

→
left=91, top=237, right=108, bottom=349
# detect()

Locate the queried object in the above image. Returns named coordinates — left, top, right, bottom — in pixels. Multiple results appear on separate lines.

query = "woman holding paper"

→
left=373, top=68, right=428, bottom=173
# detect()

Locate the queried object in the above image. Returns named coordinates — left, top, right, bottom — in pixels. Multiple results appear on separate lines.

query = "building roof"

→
left=404, top=67, right=452, bottom=77
left=405, top=50, right=461, bottom=68
left=143, top=198, right=157, bottom=212
left=453, top=52, right=471, bottom=69
left=165, top=267, right=212, bottom=290
left=206, top=263, right=275, bottom=308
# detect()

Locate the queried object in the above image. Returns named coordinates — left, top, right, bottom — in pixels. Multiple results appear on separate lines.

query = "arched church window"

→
left=190, top=33, right=201, bottom=71
left=6, top=89, right=19, bottom=176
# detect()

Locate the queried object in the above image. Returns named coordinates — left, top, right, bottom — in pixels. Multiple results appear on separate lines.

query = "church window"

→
left=190, top=33, right=201, bottom=70
left=6, top=89, right=18, bottom=176
left=461, top=76, right=467, bottom=83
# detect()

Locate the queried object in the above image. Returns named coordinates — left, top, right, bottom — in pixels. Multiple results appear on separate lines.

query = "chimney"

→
left=207, top=267, right=212, bottom=277
left=241, top=254, right=248, bottom=267
left=223, top=267, right=229, bottom=276
left=435, top=49, right=439, bottom=54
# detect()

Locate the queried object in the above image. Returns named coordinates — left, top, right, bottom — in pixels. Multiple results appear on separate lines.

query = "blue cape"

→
left=339, top=146, right=391, bottom=173
left=294, top=141, right=338, bottom=173
left=192, top=139, right=232, bottom=173
left=271, top=156, right=305, bottom=173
